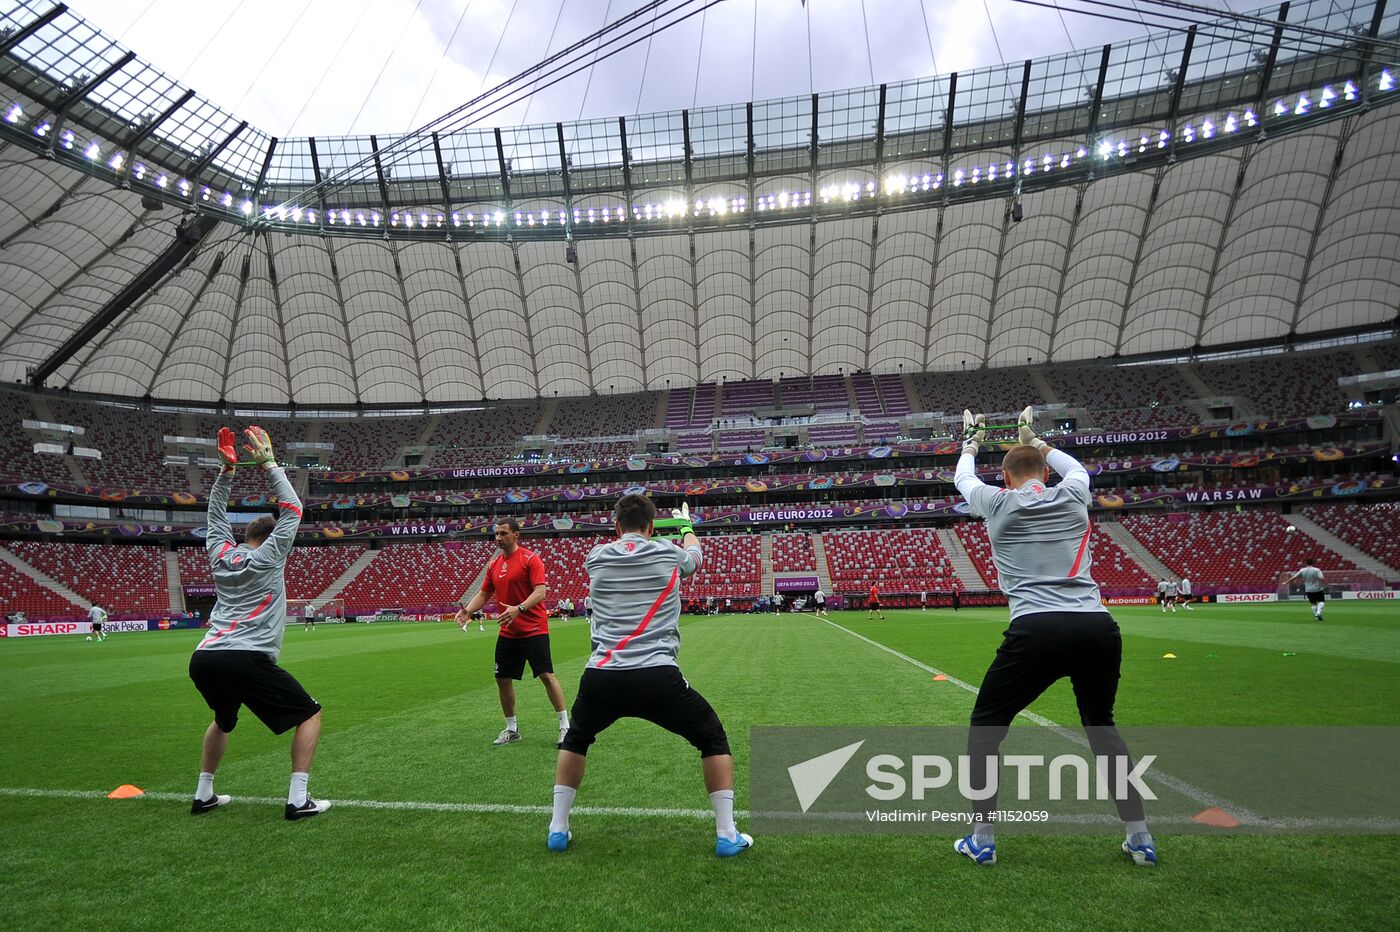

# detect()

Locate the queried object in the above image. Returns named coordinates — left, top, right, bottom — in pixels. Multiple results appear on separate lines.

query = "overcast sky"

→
left=71, top=0, right=1235, bottom=137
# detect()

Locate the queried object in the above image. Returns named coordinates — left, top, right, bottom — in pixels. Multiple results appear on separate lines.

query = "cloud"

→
left=64, top=0, right=1204, bottom=139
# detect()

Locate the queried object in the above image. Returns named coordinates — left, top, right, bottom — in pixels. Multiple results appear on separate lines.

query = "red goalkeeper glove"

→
left=217, top=427, right=238, bottom=472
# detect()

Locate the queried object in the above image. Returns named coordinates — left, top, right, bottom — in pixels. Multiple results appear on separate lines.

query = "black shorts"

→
left=495, top=634, right=553, bottom=680
left=1307, top=591, right=1326, bottom=605
left=561, top=665, right=730, bottom=758
left=91, top=622, right=102, bottom=633
left=188, top=649, right=321, bottom=735
left=869, top=600, right=881, bottom=610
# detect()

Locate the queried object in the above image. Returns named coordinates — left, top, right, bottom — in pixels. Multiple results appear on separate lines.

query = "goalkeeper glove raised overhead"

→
left=961, top=410, right=986, bottom=456
left=243, top=425, right=276, bottom=468
left=1017, top=405, right=1049, bottom=451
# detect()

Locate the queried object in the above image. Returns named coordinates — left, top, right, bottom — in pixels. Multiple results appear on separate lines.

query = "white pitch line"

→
left=0, top=787, right=733, bottom=819
left=818, top=617, right=1265, bottom=823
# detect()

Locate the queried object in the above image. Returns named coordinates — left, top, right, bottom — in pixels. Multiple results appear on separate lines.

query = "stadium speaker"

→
left=1011, top=199, right=1024, bottom=222
left=564, top=243, right=578, bottom=265
left=140, top=194, right=165, bottom=211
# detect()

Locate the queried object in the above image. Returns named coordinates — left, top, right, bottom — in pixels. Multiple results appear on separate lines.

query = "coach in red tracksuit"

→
left=458, top=520, right=569, bottom=747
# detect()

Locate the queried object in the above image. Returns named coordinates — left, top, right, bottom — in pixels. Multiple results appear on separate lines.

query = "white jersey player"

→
left=1177, top=577, right=1193, bottom=610
left=1286, top=562, right=1327, bottom=620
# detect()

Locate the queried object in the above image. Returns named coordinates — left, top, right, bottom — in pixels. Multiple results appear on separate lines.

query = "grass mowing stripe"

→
left=0, top=787, right=725, bottom=818
left=817, top=614, right=1266, bottom=823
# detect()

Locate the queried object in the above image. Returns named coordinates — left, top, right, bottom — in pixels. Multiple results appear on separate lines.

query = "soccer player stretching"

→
left=952, top=409, right=1154, bottom=866
left=1286, top=561, right=1327, bottom=621
left=547, top=496, right=751, bottom=858
left=458, top=520, right=569, bottom=746
left=188, top=427, right=328, bottom=820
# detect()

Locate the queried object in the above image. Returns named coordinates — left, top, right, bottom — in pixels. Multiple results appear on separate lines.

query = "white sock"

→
left=710, top=789, right=737, bottom=839
left=557, top=710, right=569, bottom=729
left=972, top=821, right=995, bottom=846
left=289, top=771, right=309, bottom=806
left=550, top=785, right=576, bottom=833
left=505, top=716, right=518, bottom=732
left=196, top=772, right=215, bottom=800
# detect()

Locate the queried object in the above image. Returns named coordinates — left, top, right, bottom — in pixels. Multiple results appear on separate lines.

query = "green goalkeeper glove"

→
left=961, top=410, right=986, bottom=456
left=1017, top=405, right=1049, bottom=451
left=654, top=501, right=695, bottom=540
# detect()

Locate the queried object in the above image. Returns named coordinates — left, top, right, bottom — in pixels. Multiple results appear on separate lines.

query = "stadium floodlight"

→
left=306, top=210, right=317, bottom=223
left=1139, top=134, right=1149, bottom=153
left=108, top=152, right=123, bottom=170
left=34, top=120, right=50, bottom=136
left=1320, top=86, right=1335, bottom=107
left=1380, top=70, right=1394, bottom=91
left=178, top=179, right=191, bottom=196
left=1098, top=140, right=1112, bottom=158
left=953, top=169, right=964, bottom=187
left=220, top=192, right=233, bottom=207
left=971, top=167, right=981, bottom=184
left=84, top=141, right=99, bottom=159
left=59, top=129, right=74, bottom=149
left=1224, top=114, right=1237, bottom=132
left=5, top=103, right=20, bottom=123
left=1202, top=119, right=1214, bottom=138
left=1344, top=81, right=1358, bottom=100
left=239, top=200, right=253, bottom=215
left=1183, top=124, right=1195, bottom=142
left=1274, top=99, right=1287, bottom=115
left=1075, top=147, right=1086, bottom=158
left=1295, top=95, right=1311, bottom=114
left=493, top=211, right=504, bottom=225
left=1244, top=109, right=1257, bottom=127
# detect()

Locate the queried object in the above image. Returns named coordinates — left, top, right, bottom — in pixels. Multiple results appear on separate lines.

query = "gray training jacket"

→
left=584, top=532, right=703, bottom=670
left=196, top=466, right=303, bottom=660
left=955, top=447, right=1103, bottom=620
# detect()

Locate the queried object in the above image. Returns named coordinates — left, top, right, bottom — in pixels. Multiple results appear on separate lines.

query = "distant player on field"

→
left=457, top=520, right=569, bottom=746
left=1286, top=561, right=1327, bottom=621
left=1161, top=578, right=1178, bottom=613
left=188, top=426, right=328, bottom=821
left=302, top=601, right=315, bottom=632
left=547, top=496, right=751, bottom=857
left=868, top=583, right=885, bottom=620
left=88, top=604, right=108, bottom=642
left=1176, top=576, right=1193, bottom=611
left=813, top=588, right=828, bottom=617
left=953, top=408, right=1154, bottom=867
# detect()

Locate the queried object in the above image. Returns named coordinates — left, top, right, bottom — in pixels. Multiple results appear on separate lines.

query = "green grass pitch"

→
left=3, top=603, right=1398, bottom=930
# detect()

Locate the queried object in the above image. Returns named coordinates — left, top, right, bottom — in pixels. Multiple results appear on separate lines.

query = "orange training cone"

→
left=107, top=784, right=145, bottom=799
left=933, top=674, right=948, bottom=681
left=1191, top=807, right=1242, bottom=828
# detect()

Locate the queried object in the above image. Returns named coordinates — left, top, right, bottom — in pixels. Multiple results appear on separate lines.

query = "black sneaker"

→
left=284, top=797, right=331, bottom=821
left=191, top=794, right=231, bottom=815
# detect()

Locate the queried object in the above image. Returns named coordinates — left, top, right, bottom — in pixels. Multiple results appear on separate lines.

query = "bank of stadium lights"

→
left=15, top=69, right=1387, bottom=235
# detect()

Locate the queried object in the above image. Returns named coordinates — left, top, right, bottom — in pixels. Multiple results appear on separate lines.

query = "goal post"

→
left=287, top=598, right=346, bottom=623
left=1275, top=570, right=1386, bottom=600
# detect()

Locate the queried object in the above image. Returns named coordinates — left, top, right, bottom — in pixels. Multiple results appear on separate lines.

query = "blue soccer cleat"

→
left=1123, top=838, right=1157, bottom=866
left=547, top=830, right=571, bottom=852
left=954, top=834, right=997, bottom=865
left=716, top=832, right=753, bottom=858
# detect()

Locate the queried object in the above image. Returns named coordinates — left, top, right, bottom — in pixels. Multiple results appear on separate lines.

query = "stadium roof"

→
left=0, top=0, right=1398, bottom=406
